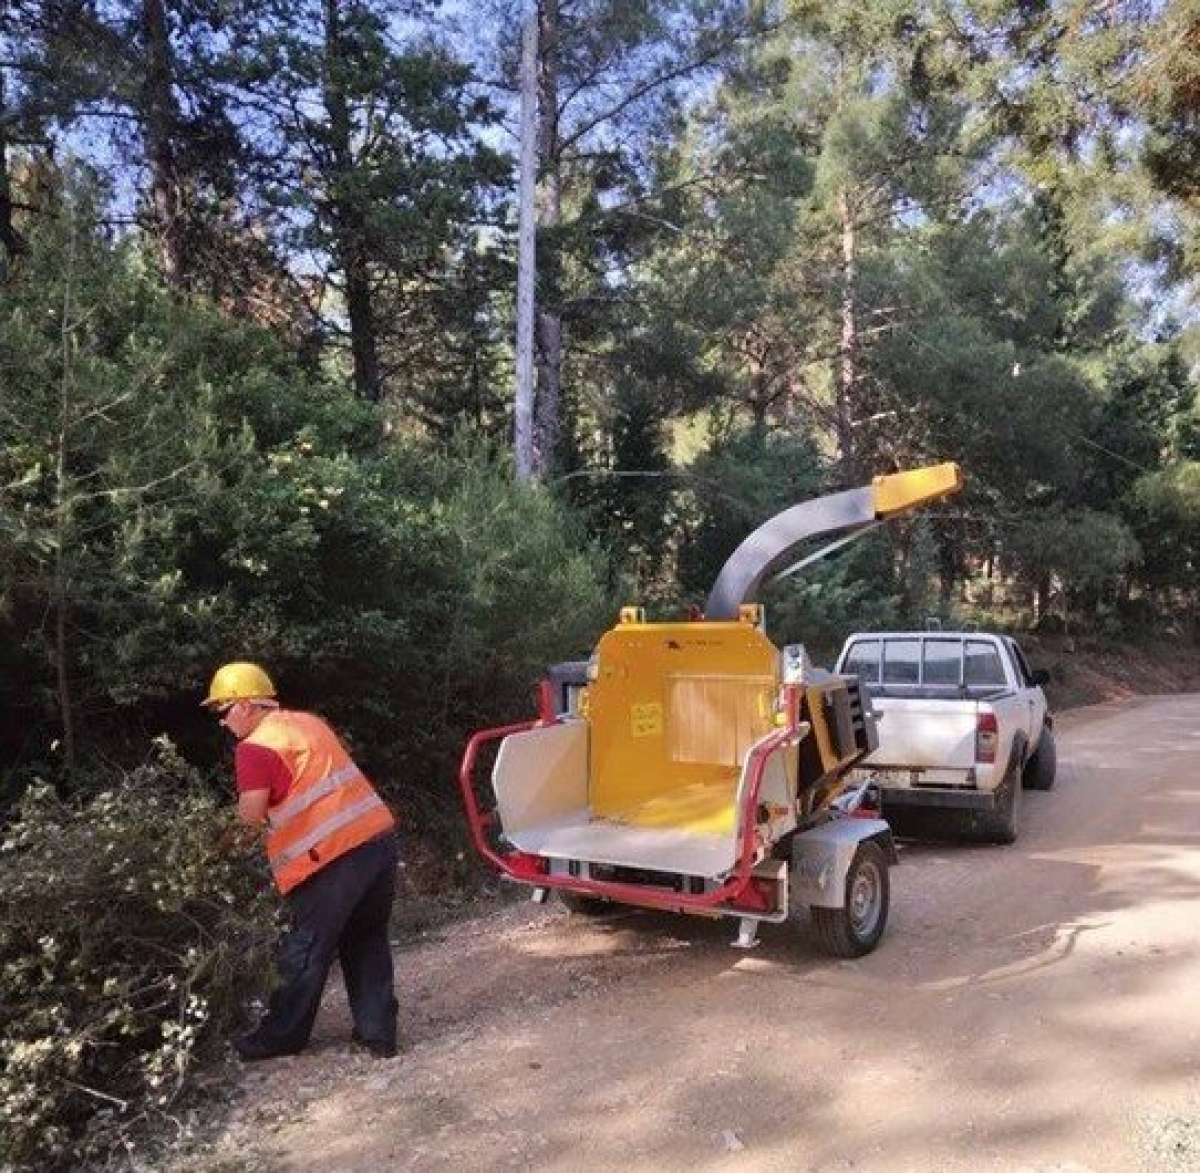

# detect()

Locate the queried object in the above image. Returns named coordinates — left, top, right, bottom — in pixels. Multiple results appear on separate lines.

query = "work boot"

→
left=351, top=1028, right=397, bottom=1059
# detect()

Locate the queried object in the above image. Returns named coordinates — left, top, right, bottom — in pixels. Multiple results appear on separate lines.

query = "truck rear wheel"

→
left=1022, top=728, right=1057, bottom=791
left=809, top=840, right=890, bottom=958
left=981, top=765, right=1021, bottom=844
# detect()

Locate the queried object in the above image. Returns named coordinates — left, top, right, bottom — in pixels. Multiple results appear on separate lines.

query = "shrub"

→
left=0, top=745, right=277, bottom=1171
left=0, top=203, right=612, bottom=853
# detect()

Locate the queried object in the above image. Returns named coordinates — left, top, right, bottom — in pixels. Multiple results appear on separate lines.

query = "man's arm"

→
left=237, top=788, right=270, bottom=826
left=233, top=741, right=290, bottom=824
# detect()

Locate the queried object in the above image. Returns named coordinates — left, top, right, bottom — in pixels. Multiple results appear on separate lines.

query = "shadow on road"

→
left=234, top=696, right=1200, bottom=1173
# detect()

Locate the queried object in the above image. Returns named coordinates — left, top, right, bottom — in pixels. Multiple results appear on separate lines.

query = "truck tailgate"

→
left=865, top=699, right=979, bottom=777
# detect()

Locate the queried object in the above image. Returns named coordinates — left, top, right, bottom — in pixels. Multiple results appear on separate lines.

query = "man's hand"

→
left=211, top=818, right=261, bottom=858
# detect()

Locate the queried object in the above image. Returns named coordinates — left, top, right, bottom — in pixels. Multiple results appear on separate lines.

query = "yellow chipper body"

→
left=459, top=463, right=963, bottom=954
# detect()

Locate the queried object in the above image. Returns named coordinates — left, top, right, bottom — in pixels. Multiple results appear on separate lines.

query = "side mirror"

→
left=1031, top=668, right=1050, bottom=687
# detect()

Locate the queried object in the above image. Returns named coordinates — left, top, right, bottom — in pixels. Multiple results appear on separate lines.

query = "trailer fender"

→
left=790, top=818, right=897, bottom=909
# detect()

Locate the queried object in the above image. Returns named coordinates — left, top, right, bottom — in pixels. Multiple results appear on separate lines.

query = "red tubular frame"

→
left=457, top=696, right=804, bottom=915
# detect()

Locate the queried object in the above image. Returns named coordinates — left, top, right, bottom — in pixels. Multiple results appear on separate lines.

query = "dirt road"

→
left=214, top=695, right=1200, bottom=1172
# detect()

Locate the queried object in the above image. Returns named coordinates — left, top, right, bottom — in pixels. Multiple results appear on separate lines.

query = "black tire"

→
left=981, top=764, right=1021, bottom=844
left=1022, top=727, right=1057, bottom=791
left=557, top=891, right=610, bottom=915
left=809, top=840, right=890, bottom=958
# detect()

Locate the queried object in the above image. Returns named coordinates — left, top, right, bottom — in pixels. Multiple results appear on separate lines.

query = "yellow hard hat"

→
left=203, top=661, right=276, bottom=708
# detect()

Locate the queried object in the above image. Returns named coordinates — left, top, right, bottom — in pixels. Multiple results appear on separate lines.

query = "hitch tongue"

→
left=829, top=776, right=878, bottom=815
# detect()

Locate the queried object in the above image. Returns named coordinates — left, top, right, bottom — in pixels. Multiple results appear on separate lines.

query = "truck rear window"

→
left=841, top=636, right=1011, bottom=693
left=964, top=640, right=1006, bottom=686
left=922, top=640, right=961, bottom=685
left=842, top=639, right=881, bottom=683
left=881, top=639, right=920, bottom=684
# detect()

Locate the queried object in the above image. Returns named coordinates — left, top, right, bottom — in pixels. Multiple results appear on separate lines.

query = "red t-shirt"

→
left=235, top=741, right=292, bottom=806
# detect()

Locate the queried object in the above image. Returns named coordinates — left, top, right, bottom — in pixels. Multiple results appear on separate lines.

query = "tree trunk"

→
left=936, top=516, right=960, bottom=606
left=1035, top=572, right=1051, bottom=625
left=322, top=0, right=382, bottom=402
left=140, top=0, right=185, bottom=287
left=533, top=0, right=562, bottom=479
left=53, top=224, right=77, bottom=777
left=749, top=363, right=770, bottom=436
left=835, top=187, right=859, bottom=479
left=339, top=221, right=382, bottom=403
left=895, top=521, right=913, bottom=613
left=513, top=14, right=538, bottom=480
left=53, top=545, right=75, bottom=777
left=0, top=69, right=24, bottom=266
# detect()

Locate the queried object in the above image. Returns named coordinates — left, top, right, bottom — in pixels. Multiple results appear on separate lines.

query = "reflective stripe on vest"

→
left=268, top=763, right=361, bottom=830
left=268, top=793, right=389, bottom=869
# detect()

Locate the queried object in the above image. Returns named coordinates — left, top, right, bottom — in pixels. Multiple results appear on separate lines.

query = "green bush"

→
left=367, top=440, right=610, bottom=838
left=0, top=202, right=611, bottom=848
left=0, top=746, right=276, bottom=1171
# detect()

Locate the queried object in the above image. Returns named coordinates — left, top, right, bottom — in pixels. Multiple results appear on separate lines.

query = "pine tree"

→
left=236, top=0, right=504, bottom=405
left=478, top=0, right=764, bottom=478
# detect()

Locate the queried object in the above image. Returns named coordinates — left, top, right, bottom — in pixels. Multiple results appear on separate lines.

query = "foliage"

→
left=321, top=438, right=611, bottom=836
left=1003, top=508, right=1141, bottom=626
left=0, top=193, right=609, bottom=833
left=238, top=0, right=509, bottom=406
left=0, top=6, right=1195, bottom=1168
left=0, top=746, right=277, bottom=1172
left=676, top=425, right=827, bottom=603
left=762, top=533, right=908, bottom=663
left=1133, top=0, right=1200, bottom=208
left=1126, top=461, right=1200, bottom=604
left=4, top=0, right=1196, bottom=642
left=477, top=0, right=766, bottom=476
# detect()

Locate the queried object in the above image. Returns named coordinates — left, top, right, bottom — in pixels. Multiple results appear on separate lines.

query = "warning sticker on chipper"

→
left=630, top=702, right=663, bottom=738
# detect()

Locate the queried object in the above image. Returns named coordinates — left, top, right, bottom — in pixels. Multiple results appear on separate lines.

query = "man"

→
left=203, top=660, right=399, bottom=1060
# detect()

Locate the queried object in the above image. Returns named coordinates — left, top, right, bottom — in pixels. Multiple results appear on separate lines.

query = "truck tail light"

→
left=975, top=711, right=998, bottom=763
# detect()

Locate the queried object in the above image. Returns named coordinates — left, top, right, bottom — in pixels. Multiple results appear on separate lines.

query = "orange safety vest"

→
left=245, top=709, right=396, bottom=895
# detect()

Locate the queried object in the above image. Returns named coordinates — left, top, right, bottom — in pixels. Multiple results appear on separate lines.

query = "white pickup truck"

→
left=832, top=631, right=1056, bottom=843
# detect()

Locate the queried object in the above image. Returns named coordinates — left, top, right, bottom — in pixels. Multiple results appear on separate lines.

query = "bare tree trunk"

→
left=53, top=214, right=78, bottom=776
left=140, top=0, right=185, bottom=287
left=937, top=516, right=959, bottom=606
left=533, top=0, right=562, bottom=479
left=0, top=69, right=24, bottom=266
left=835, top=187, right=859, bottom=479
left=1035, top=573, right=1050, bottom=625
left=513, top=14, right=538, bottom=480
left=322, top=0, right=382, bottom=403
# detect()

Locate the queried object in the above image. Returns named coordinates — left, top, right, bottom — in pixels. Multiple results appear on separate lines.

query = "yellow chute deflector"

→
left=872, top=462, right=963, bottom=517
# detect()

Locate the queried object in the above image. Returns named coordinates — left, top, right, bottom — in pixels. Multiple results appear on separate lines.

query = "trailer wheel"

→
left=557, top=891, right=610, bottom=916
left=809, top=840, right=890, bottom=958
left=1022, top=727, right=1057, bottom=791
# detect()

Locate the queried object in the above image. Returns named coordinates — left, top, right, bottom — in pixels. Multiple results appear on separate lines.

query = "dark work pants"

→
left=254, top=832, right=399, bottom=1053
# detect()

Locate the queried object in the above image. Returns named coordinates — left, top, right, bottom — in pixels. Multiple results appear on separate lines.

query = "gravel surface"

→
left=173, top=694, right=1200, bottom=1173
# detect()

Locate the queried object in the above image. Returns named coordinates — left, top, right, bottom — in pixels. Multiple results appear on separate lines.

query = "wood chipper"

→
left=459, top=463, right=963, bottom=955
